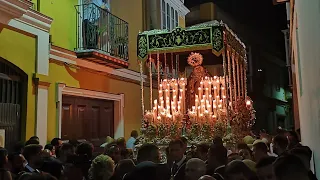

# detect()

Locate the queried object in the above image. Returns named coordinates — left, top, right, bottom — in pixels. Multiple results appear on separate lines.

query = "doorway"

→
left=0, top=57, right=27, bottom=150
left=61, top=95, right=114, bottom=141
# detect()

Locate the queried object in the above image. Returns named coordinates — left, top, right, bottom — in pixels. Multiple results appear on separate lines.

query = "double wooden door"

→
left=61, top=95, right=114, bottom=140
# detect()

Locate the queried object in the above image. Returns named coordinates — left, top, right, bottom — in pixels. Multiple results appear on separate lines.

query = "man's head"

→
left=44, top=144, right=55, bottom=156
left=23, top=144, right=42, bottom=167
left=273, top=154, right=310, bottom=180
left=116, top=137, right=126, bottom=149
left=239, top=149, right=252, bottom=160
left=256, top=156, right=276, bottom=180
left=272, top=135, right=288, bottom=155
left=8, top=153, right=26, bottom=173
left=196, top=143, right=210, bottom=161
left=29, top=136, right=39, bottom=142
left=59, top=143, right=75, bottom=159
left=76, top=142, right=93, bottom=159
left=131, top=130, right=139, bottom=138
left=169, top=139, right=185, bottom=162
left=104, top=143, right=121, bottom=164
left=287, top=131, right=300, bottom=149
left=51, top=138, right=62, bottom=148
left=225, top=160, right=255, bottom=180
left=25, top=139, right=40, bottom=146
left=185, top=158, right=206, bottom=180
left=207, top=144, right=227, bottom=168
left=260, top=129, right=268, bottom=139
left=289, top=146, right=312, bottom=170
left=213, top=137, right=223, bottom=147
left=252, top=142, right=268, bottom=162
left=137, top=143, right=160, bottom=164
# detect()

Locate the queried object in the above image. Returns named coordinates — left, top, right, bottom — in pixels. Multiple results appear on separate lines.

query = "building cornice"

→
left=49, top=46, right=147, bottom=84
left=165, top=0, right=190, bottom=16
left=0, top=0, right=52, bottom=32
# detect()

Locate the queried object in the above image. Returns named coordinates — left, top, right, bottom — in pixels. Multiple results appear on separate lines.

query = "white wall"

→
left=295, top=0, right=320, bottom=177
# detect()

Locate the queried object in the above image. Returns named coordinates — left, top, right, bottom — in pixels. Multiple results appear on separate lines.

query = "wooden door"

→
left=61, top=95, right=114, bottom=141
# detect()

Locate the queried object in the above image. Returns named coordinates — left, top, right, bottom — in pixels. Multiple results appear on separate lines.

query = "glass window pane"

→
left=171, top=7, right=174, bottom=28
left=162, top=0, right=165, bottom=11
left=162, top=0, right=166, bottom=29
left=166, top=3, right=170, bottom=30
left=175, top=10, right=178, bottom=27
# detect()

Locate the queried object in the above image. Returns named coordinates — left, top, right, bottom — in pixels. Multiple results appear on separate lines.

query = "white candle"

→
left=205, top=88, right=209, bottom=99
left=195, top=95, right=199, bottom=112
left=209, top=95, right=213, bottom=111
left=201, top=99, right=205, bottom=114
left=208, top=81, right=212, bottom=96
left=214, top=86, right=217, bottom=102
left=198, top=87, right=202, bottom=99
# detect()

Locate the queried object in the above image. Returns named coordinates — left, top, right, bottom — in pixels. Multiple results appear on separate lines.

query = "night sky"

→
left=185, top=0, right=288, bottom=58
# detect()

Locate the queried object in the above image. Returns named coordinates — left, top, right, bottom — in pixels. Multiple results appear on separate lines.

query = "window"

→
left=175, top=10, right=178, bottom=27
left=166, top=3, right=170, bottom=30
left=171, top=7, right=175, bottom=29
left=161, top=0, right=180, bottom=30
left=161, top=0, right=166, bottom=29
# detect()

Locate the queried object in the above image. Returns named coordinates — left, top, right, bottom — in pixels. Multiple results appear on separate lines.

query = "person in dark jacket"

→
left=169, top=139, right=188, bottom=180
left=206, top=144, right=227, bottom=180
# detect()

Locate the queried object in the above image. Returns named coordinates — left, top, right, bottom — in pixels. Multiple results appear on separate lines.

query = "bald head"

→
left=186, top=158, right=206, bottom=180
left=198, top=175, right=216, bottom=180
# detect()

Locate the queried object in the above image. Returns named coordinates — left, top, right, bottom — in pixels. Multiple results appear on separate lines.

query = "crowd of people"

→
left=0, top=129, right=317, bottom=180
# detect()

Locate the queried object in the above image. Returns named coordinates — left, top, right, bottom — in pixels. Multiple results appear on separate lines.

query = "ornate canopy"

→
left=137, top=21, right=247, bottom=64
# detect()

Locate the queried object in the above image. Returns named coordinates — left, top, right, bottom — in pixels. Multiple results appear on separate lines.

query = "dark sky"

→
left=185, top=0, right=288, bottom=57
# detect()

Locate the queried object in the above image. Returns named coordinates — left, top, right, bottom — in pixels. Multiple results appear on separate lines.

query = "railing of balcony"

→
left=75, top=3, right=129, bottom=61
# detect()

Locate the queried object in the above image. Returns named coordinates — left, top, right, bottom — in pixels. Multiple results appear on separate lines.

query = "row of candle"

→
left=152, top=78, right=187, bottom=122
left=151, top=76, right=230, bottom=122
left=188, top=76, right=227, bottom=120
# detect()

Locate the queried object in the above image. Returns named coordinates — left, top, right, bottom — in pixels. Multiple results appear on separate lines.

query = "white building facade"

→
left=290, top=0, right=320, bottom=177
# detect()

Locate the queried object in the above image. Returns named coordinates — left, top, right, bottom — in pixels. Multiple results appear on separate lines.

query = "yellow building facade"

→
left=0, top=0, right=188, bottom=147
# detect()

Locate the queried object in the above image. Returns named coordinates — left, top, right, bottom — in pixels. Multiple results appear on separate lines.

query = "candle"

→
left=154, top=100, right=158, bottom=116
left=201, top=99, right=205, bottom=114
left=209, top=94, right=213, bottom=110
left=160, top=99, right=164, bottom=110
left=195, top=95, right=199, bottom=112
left=216, top=78, right=220, bottom=98
left=153, top=107, right=157, bottom=122
left=173, top=93, right=176, bottom=111
left=174, top=82, right=178, bottom=109
left=205, top=87, right=209, bottom=99
left=171, top=100, right=175, bottom=116
left=213, top=100, right=217, bottom=116
left=198, top=87, right=202, bottom=99
left=208, top=81, right=212, bottom=96
left=214, top=86, right=217, bottom=102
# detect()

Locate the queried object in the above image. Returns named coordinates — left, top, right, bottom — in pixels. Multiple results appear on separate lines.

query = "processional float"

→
left=137, top=21, right=255, bottom=146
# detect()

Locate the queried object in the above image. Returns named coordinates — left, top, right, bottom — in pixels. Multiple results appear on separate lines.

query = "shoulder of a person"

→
left=3, top=171, right=12, bottom=179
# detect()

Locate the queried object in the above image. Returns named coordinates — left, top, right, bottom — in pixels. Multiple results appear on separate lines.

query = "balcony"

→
left=75, top=3, right=129, bottom=68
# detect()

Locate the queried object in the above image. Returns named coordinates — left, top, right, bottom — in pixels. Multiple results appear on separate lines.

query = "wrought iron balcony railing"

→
left=75, top=3, right=129, bottom=61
